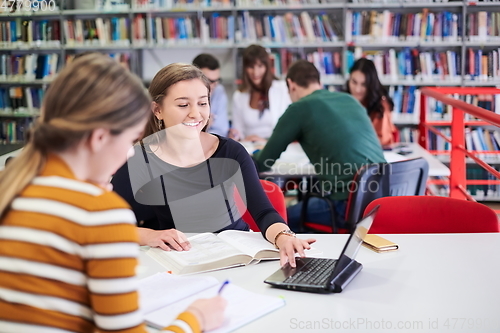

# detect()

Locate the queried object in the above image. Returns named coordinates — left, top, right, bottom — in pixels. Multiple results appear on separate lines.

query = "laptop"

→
left=264, top=205, right=379, bottom=293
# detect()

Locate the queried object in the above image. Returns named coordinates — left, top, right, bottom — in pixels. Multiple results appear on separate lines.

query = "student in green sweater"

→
left=253, top=60, right=386, bottom=232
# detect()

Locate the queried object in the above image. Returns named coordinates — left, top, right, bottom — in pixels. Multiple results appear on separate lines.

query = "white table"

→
left=140, top=233, right=500, bottom=333
left=241, top=142, right=449, bottom=178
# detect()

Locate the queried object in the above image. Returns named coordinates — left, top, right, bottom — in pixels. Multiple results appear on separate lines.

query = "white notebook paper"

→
left=139, top=273, right=285, bottom=332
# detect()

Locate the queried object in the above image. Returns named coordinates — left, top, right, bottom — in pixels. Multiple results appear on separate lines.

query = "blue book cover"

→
left=177, top=18, right=187, bottom=40
left=407, top=86, right=416, bottom=114
left=324, top=52, right=333, bottom=74
left=151, top=17, right=156, bottom=41
left=316, top=16, right=327, bottom=42
left=0, top=89, right=5, bottom=109
left=426, top=13, right=432, bottom=39
left=476, top=127, right=488, bottom=151
left=43, top=55, right=50, bottom=78
left=111, top=17, right=119, bottom=41
left=10, top=21, right=17, bottom=42
left=353, top=12, right=359, bottom=37
left=394, top=13, right=401, bottom=38
left=397, top=51, right=406, bottom=76
left=442, top=12, right=449, bottom=38
left=393, top=85, right=403, bottom=114
left=227, top=16, right=234, bottom=42
left=404, top=48, right=412, bottom=76
left=268, top=16, right=275, bottom=40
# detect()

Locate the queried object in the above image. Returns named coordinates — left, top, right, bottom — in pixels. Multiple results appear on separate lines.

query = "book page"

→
left=146, top=233, right=250, bottom=274
left=217, top=230, right=279, bottom=258
left=172, top=233, right=246, bottom=265
left=144, top=283, right=285, bottom=332
left=138, top=272, right=218, bottom=314
left=218, top=230, right=324, bottom=260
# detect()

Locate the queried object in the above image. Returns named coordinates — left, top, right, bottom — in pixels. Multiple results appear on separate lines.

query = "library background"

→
left=1, top=0, right=500, bottom=201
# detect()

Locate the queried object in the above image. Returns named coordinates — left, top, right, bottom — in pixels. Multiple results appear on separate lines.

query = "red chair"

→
left=364, top=196, right=500, bottom=234
left=234, top=179, right=287, bottom=232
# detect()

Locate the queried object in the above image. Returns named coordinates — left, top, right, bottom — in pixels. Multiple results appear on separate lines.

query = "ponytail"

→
left=0, top=142, right=45, bottom=219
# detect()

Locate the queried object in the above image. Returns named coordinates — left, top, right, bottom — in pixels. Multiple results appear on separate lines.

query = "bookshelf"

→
left=3, top=0, right=500, bottom=147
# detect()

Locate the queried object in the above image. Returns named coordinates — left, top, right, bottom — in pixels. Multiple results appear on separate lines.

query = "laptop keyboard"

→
left=283, top=258, right=337, bottom=286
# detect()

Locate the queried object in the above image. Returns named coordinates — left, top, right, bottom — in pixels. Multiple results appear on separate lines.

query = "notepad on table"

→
left=146, top=230, right=321, bottom=275
left=139, top=272, right=285, bottom=332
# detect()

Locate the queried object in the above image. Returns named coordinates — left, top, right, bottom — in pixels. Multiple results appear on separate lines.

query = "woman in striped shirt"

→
left=0, top=54, right=225, bottom=333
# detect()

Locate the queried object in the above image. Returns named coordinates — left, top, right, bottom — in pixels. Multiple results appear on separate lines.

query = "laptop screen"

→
left=330, top=205, right=379, bottom=277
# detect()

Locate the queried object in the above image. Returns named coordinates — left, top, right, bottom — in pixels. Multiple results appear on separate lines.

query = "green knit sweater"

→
left=254, top=89, right=386, bottom=201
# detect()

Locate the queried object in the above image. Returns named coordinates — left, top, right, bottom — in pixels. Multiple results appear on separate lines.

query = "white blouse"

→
left=231, top=80, right=291, bottom=139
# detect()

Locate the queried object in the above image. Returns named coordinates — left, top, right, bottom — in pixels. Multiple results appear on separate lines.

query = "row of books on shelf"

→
left=0, top=118, right=31, bottom=144
left=427, top=93, right=500, bottom=120
left=398, top=127, right=419, bottom=143
left=345, top=48, right=462, bottom=83
left=466, top=12, right=500, bottom=42
left=0, top=87, right=44, bottom=115
left=238, top=11, right=342, bottom=44
left=427, top=128, right=500, bottom=160
left=268, top=49, right=342, bottom=77
left=346, top=10, right=461, bottom=43
left=130, top=0, right=499, bottom=9
left=388, top=85, right=421, bottom=122
left=4, top=14, right=500, bottom=48
left=134, top=0, right=232, bottom=8
left=134, top=14, right=234, bottom=45
left=0, top=19, right=61, bottom=47
left=0, top=54, right=59, bottom=81
left=430, top=173, right=500, bottom=202
left=64, top=18, right=130, bottom=47
left=0, top=52, right=130, bottom=82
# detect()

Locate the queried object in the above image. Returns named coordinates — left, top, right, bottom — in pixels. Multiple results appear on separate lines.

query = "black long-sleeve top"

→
left=111, top=135, right=283, bottom=237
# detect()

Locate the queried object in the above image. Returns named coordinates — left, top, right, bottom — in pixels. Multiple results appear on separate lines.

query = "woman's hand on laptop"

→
left=137, top=227, right=191, bottom=251
left=277, top=237, right=316, bottom=268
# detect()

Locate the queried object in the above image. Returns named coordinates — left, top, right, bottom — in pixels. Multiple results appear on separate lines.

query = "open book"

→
left=146, top=230, right=321, bottom=275
left=139, top=272, right=285, bottom=332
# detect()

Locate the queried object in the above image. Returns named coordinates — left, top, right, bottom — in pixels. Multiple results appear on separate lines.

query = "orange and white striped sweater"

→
left=0, top=154, right=200, bottom=333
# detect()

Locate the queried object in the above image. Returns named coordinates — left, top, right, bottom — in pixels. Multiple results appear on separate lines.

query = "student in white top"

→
left=230, top=45, right=291, bottom=141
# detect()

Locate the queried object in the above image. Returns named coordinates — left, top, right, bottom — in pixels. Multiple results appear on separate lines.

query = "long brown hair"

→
left=144, top=63, right=211, bottom=138
left=0, top=54, right=151, bottom=218
left=239, top=45, right=277, bottom=107
left=346, top=58, right=394, bottom=119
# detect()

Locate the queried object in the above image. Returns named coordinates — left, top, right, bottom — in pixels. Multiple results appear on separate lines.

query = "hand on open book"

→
left=276, top=236, right=316, bottom=268
left=186, top=296, right=227, bottom=331
left=137, top=228, right=191, bottom=251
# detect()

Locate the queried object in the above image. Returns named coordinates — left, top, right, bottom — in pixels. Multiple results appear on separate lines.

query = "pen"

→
left=218, top=280, right=230, bottom=295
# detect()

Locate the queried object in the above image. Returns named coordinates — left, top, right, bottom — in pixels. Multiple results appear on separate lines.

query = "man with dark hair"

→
left=253, top=60, right=386, bottom=232
left=192, top=53, right=229, bottom=136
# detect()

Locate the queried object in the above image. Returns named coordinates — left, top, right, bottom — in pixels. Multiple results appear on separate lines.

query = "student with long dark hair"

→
left=346, top=58, right=398, bottom=146
left=230, top=45, right=291, bottom=141
left=0, top=54, right=226, bottom=333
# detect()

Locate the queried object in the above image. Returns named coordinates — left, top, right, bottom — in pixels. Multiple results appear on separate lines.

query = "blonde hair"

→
left=144, top=63, right=211, bottom=138
left=0, top=54, right=151, bottom=218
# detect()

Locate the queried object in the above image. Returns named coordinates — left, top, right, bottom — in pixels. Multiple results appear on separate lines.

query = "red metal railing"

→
left=419, top=87, right=500, bottom=201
